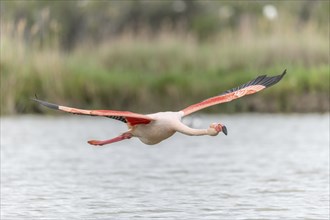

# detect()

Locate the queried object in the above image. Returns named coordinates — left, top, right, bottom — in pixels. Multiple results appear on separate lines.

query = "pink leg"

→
left=88, top=133, right=132, bottom=146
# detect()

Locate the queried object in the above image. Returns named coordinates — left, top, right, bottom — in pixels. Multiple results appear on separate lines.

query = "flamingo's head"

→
left=208, top=123, right=228, bottom=136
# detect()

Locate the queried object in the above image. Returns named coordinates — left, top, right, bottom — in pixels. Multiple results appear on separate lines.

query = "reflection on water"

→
left=1, top=114, right=329, bottom=219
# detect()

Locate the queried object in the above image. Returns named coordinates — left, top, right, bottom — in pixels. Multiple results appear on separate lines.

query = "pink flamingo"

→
left=33, top=70, right=286, bottom=146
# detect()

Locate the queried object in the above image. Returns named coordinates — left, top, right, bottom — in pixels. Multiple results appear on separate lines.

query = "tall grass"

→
left=1, top=22, right=329, bottom=115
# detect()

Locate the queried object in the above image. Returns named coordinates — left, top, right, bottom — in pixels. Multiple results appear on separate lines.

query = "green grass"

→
left=1, top=29, right=329, bottom=115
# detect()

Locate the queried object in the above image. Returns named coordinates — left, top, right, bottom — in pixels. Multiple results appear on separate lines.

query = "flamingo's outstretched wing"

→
left=181, top=70, right=286, bottom=117
left=33, top=98, right=153, bottom=126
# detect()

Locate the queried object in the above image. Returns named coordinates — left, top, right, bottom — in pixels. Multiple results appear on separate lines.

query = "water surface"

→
left=1, top=114, right=329, bottom=219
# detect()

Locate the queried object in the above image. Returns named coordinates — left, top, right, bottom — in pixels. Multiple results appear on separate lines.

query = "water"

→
left=1, top=114, right=329, bottom=220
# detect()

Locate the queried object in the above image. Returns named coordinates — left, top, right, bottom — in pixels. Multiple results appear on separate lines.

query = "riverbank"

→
left=1, top=31, right=329, bottom=114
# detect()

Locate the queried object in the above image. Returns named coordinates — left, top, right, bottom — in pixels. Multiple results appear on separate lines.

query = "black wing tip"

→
left=31, top=97, right=59, bottom=110
left=280, top=69, right=287, bottom=80
left=261, top=69, right=287, bottom=88
left=277, top=69, right=287, bottom=80
left=222, top=69, right=287, bottom=94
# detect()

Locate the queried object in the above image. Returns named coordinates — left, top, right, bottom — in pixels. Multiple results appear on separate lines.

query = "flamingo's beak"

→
left=222, top=125, right=228, bottom=136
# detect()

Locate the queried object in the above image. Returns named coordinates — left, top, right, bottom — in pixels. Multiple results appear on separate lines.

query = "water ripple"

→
left=1, top=114, right=329, bottom=219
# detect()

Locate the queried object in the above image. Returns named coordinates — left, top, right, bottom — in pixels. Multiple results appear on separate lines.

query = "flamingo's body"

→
left=34, top=70, right=286, bottom=146
left=132, top=112, right=182, bottom=145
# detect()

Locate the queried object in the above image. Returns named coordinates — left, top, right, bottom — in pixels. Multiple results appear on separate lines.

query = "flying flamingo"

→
left=33, top=70, right=286, bottom=146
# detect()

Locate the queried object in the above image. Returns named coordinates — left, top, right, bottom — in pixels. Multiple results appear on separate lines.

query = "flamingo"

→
left=33, top=70, right=286, bottom=146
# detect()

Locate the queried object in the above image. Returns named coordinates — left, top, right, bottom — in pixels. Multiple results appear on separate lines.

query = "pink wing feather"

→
left=181, top=70, right=286, bottom=117
left=33, top=99, right=153, bottom=126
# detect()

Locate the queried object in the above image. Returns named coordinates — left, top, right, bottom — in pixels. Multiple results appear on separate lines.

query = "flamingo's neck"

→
left=175, top=123, right=210, bottom=136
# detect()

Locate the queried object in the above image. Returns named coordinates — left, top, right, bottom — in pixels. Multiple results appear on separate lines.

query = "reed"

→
left=1, top=22, right=329, bottom=114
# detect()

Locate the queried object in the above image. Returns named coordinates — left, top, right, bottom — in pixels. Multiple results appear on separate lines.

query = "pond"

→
left=1, top=114, right=329, bottom=219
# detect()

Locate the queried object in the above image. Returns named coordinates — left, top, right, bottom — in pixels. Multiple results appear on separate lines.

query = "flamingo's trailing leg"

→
left=88, top=132, right=132, bottom=146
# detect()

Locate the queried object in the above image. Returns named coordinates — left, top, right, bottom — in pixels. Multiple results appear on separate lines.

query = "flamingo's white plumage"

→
left=33, top=70, right=286, bottom=146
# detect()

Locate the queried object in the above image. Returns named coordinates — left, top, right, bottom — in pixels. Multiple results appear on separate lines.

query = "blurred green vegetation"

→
left=0, top=0, right=329, bottom=114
